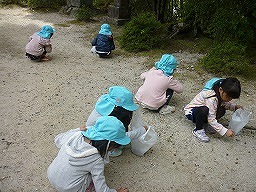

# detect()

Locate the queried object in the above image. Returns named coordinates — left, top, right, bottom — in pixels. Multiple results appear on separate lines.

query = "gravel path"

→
left=0, top=7, right=255, bottom=192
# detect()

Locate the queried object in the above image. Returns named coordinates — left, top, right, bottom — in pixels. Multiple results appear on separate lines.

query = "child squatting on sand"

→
left=184, top=77, right=243, bottom=142
left=91, top=23, right=115, bottom=58
left=86, top=86, right=148, bottom=157
left=25, top=25, right=55, bottom=62
left=135, top=54, right=184, bottom=115
left=47, top=116, right=129, bottom=192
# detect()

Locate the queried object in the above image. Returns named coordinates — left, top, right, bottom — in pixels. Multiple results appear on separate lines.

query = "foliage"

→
left=183, top=0, right=256, bottom=45
left=120, top=12, right=167, bottom=52
left=199, top=41, right=253, bottom=76
left=93, top=0, right=113, bottom=12
left=0, top=0, right=26, bottom=5
left=27, top=0, right=65, bottom=9
left=76, top=5, right=93, bottom=21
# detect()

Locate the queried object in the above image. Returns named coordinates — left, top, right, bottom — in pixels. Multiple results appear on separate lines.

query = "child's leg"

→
left=40, top=51, right=51, bottom=61
left=192, top=106, right=209, bottom=130
left=190, top=106, right=210, bottom=142
left=158, top=89, right=174, bottom=111
left=158, top=89, right=175, bottom=114
left=165, top=89, right=174, bottom=105
left=25, top=53, right=41, bottom=61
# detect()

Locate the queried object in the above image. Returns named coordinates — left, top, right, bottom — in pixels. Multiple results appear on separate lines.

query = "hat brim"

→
left=122, top=103, right=138, bottom=111
left=95, top=94, right=115, bottom=116
left=114, top=136, right=131, bottom=145
left=81, top=128, right=131, bottom=145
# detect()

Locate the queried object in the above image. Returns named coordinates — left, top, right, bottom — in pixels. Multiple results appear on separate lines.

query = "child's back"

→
left=91, top=23, right=115, bottom=58
left=25, top=25, right=55, bottom=61
left=135, top=54, right=183, bottom=114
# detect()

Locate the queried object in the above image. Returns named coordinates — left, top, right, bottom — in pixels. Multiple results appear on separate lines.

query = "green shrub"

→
left=199, top=41, right=252, bottom=76
left=93, top=0, right=113, bottom=12
left=27, top=0, right=65, bottom=9
left=0, top=0, right=26, bottom=5
left=76, top=5, right=93, bottom=21
left=120, top=13, right=167, bottom=52
left=183, top=0, right=256, bottom=45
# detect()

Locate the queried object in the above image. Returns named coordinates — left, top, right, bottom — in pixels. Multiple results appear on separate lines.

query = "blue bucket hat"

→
left=95, top=86, right=138, bottom=116
left=203, top=78, right=224, bottom=90
left=155, top=54, right=177, bottom=76
left=82, top=116, right=131, bottom=145
left=37, top=25, right=55, bottom=39
left=98, top=23, right=112, bottom=36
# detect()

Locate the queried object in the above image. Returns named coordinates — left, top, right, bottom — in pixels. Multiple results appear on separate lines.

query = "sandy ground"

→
left=0, top=7, right=256, bottom=192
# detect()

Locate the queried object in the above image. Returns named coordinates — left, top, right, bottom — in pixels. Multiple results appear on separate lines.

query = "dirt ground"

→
left=0, top=7, right=256, bottom=192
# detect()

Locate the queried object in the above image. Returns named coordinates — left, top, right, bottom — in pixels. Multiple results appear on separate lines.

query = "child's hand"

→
left=143, top=125, right=148, bottom=131
left=225, top=129, right=235, bottom=137
left=116, top=187, right=129, bottom=192
left=80, top=125, right=87, bottom=131
left=235, top=105, right=243, bottom=110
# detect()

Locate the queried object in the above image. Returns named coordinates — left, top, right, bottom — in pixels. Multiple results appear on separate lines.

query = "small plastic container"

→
left=131, top=126, right=158, bottom=156
left=228, top=109, right=252, bottom=135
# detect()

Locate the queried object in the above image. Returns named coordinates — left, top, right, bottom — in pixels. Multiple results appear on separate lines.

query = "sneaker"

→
left=108, top=147, right=123, bottom=157
left=159, top=105, right=176, bottom=115
left=41, top=55, right=52, bottom=61
left=192, top=129, right=210, bottom=142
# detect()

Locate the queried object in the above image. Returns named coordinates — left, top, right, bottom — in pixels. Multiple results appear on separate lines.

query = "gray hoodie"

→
left=47, top=128, right=116, bottom=192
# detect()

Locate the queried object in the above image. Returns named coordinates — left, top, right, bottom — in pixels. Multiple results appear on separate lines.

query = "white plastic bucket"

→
left=228, top=109, right=251, bottom=135
left=131, top=126, right=158, bottom=156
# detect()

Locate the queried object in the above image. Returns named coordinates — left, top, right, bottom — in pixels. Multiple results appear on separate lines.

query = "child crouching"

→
left=184, top=77, right=243, bottom=142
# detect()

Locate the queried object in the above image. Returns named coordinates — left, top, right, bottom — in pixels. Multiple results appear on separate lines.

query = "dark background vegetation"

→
left=1, top=0, right=255, bottom=78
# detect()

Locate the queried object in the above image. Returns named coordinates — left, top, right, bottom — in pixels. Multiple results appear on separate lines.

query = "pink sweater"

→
left=135, top=69, right=183, bottom=109
left=25, top=33, right=52, bottom=56
left=184, top=90, right=237, bottom=136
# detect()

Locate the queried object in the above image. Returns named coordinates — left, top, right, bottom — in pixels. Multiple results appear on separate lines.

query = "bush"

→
left=120, top=13, right=167, bottom=52
left=183, top=0, right=256, bottom=45
left=27, top=0, right=65, bottom=9
left=0, top=0, right=26, bottom=5
left=199, top=41, right=252, bottom=76
left=76, top=6, right=93, bottom=21
left=93, top=0, right=113, bottom=12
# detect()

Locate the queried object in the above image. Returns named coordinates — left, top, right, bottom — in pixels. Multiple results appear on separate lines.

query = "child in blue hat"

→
left=91, top=23, right=115, bottom=58
left=85, top=86, right=149, bottom=156
left=135, top=54, right=184, bottom=114
left=25, top=25, right=55, bottom=61
left=47, top=116, right=129, bottom=192
left=184, top=77, right=243, bottom=142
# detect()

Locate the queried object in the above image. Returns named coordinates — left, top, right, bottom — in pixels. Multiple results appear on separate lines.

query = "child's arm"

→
left=44, top=44, right=52, bottom=53
left=140, top=71, right=148, bottom=80
left=90, top=159, right=118, bottom=192
left=109, top=35, right=115, bottom=50
left=86, top=108, right=102, bottom=127
left=225, top=129, right=235, bottom=137
left=223, top=102, right=242, bottom=111
left=91, top=37, right=97, bottom=46
left=205, top=96, right=229, bottom=136
left=168, top=77, right=184, bottom=93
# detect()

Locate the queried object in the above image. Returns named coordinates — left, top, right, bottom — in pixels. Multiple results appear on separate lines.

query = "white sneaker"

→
left=192, top=129, right=210, bottom=142
left=159, top=105, right=176, bottom=115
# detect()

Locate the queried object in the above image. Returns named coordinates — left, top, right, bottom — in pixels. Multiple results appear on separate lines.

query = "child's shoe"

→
left=192, top=129, right=210, bottom=142
left=108, top=147, right=123, bottom=157
left=159, top=105, right=175, bottom=115
left=41, top=55, right=52, bottom=61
